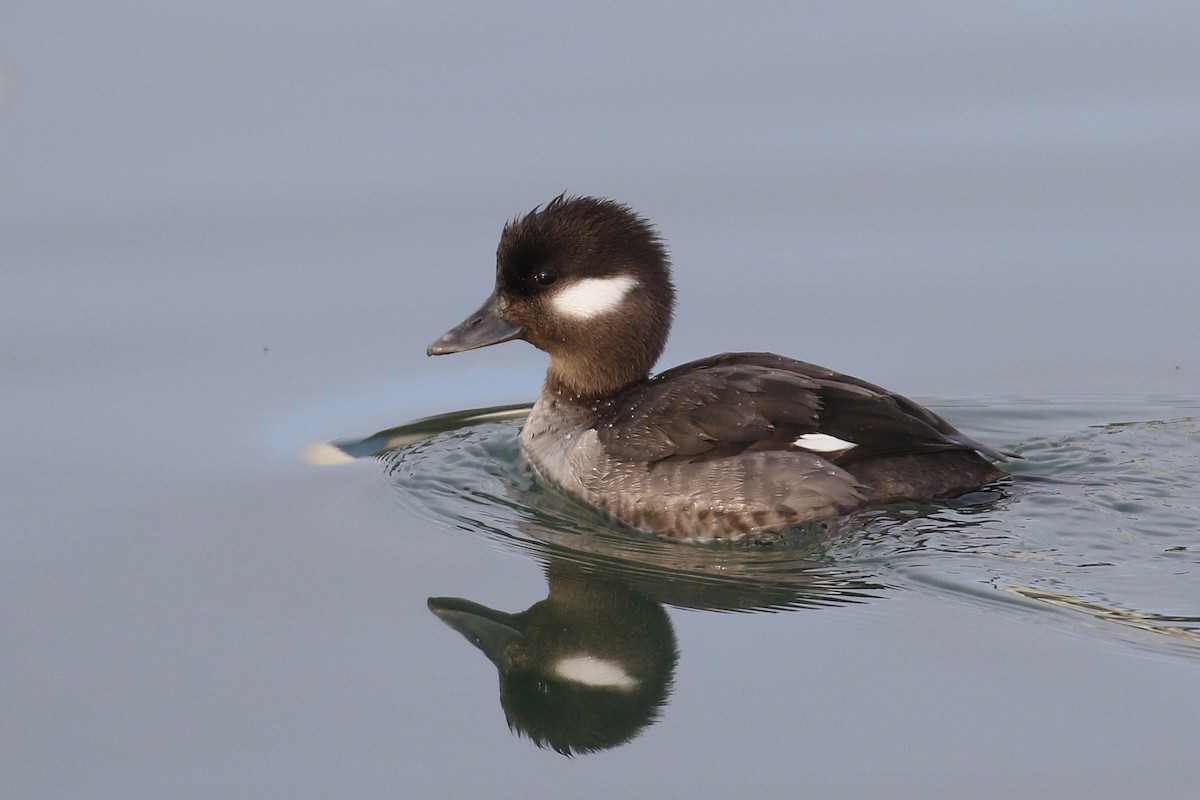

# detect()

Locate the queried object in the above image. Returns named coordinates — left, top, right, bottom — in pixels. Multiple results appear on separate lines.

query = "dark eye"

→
left=533, top=269, right=558, bottom=286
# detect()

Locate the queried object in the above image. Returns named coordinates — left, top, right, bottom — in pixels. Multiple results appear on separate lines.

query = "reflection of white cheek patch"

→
left=551, top=275, right=638, bottom=319
left=552, top=655, right=638, bottom=691
left=794, top=433, right=857, bottom=453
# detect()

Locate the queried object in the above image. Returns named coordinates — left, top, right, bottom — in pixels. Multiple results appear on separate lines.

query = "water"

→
left=347, top=396, right=1200, bottom=789
left=356, top=399, right=1200, bottom=648
left=4, top=2, right=1200, bottom=798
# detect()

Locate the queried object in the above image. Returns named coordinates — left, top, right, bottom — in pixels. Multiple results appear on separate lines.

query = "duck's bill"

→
left=427, top=291, right=525, bottom=355
left=427, top=596, right=525, bottom=664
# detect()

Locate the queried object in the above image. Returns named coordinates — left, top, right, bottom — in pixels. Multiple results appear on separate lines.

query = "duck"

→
left=427, top=195, right=1010, bottom=542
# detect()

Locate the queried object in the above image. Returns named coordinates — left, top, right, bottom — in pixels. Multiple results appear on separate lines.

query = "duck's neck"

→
left=544, top=357, right=648, bottom=405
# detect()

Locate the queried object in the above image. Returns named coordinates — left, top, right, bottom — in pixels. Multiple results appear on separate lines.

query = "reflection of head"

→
left=429, top=567, right=678, bottom=756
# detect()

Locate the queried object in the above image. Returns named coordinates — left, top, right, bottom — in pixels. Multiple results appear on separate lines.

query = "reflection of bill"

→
left=429, top=561, right=678, bottom=756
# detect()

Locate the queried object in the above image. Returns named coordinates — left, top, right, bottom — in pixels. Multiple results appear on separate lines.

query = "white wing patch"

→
left=794, top=433, right=857, bottom=453
left=551, top=275, right=638, bottom=319
left=552, top=655, right=638, bottom=691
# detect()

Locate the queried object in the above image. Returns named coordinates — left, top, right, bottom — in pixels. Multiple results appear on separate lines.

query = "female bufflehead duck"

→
left=428, top=195, right=1009, bottom=541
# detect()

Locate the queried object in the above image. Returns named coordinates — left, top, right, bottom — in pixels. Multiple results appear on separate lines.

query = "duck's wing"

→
left=596, top=352, right=1011, bottom=466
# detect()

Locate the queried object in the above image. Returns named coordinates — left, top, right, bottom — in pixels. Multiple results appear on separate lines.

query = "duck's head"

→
left=428, top=195, right=675, bottom=398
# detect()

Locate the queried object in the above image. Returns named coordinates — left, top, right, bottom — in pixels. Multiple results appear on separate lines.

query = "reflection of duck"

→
left=361, top=410, right=1005, bottom=755
left=427, top=195, right=1013, bottom=541
left=429, top=563, right=677, bottom=756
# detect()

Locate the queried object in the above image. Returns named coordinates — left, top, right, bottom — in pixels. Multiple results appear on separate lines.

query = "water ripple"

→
left=356, top=400, right=1200, bottom=658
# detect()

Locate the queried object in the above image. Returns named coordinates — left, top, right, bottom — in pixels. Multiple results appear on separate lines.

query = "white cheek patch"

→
left=552, top=655, right=638, bottom=691
left=794, top=433, right=858, bottom=453
left=551, top=275, right=638, bottom=320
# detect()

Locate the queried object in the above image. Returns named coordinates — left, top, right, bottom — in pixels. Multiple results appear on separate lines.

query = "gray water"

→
left=4, top=3, right=1199, bottom=799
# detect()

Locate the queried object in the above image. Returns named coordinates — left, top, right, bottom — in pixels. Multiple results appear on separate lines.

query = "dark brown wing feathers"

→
left=596, top=353, right=1008, bottom=466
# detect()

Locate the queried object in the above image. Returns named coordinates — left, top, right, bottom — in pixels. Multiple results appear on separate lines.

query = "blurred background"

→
left=3, top=3, right=1198, bottom=799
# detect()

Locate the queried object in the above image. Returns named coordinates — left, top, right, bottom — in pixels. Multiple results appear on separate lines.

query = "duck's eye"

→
left=533, top=269, right=558, bottom=286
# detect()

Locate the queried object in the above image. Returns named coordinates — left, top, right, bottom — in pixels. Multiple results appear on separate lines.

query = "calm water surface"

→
left=4, top=3, right=1199, bottom=799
